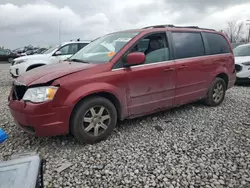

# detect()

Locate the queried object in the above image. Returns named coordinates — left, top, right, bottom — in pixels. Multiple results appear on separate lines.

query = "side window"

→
left=204, top=32, right=230, bottom=55
left=79, top=43, right=88, bottom=50
left=58, top=44, right=78, bottom=55
left=58, top=45, right=69, bottom=55
left=172, top=32, right=205, bottom=59
left=130, top=33, right=170, bottom=64
left=68, top=44, right=79, bottom=54
left=0, top=50, right=9, bottom=55
left=0, top=50, right=5, bottom=55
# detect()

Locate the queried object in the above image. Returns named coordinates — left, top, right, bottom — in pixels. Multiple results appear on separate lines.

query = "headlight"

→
left=242, top=62, right=250, bottom=66
left=23, top=86, right=59, bottom=103
left=15, top=59, right=27, bottom=65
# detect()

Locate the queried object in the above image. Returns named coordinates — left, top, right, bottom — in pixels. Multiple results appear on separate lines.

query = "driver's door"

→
left=124, top=32, right=176, bottom=117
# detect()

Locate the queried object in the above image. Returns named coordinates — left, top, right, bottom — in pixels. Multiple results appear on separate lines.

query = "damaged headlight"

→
left=23, top=86, right=59, bottom=103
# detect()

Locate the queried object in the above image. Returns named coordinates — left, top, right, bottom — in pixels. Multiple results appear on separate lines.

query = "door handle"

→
left=177, top=65, right=187, bottom=70
left=163, top=67, right=175, bottom=72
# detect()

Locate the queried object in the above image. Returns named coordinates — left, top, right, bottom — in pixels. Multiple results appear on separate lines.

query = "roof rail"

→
left=142, top=24, right=215, bottom=31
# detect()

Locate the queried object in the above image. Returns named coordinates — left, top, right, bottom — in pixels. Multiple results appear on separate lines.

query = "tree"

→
left=223, top=21, right=244, bottom=43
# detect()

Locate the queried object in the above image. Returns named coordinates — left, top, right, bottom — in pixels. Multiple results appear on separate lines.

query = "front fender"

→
left=63, top=82, right=127, bottom=117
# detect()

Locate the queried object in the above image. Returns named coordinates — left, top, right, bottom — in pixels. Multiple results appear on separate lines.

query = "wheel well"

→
left=26, top=64, right=45, bottom=71
left=216, top=73, right=228, bottom=89
left=71, top=92, right=122, bottom=120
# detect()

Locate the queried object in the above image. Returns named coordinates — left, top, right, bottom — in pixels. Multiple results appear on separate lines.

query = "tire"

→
left=204, top=77, right=226, bottom=106
left=8, top=58, right=13, bottom=63
left=71, top=97, right=117, bottom=144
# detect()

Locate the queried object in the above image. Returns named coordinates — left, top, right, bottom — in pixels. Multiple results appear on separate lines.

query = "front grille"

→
left=12, top=84, right=27, bottom=100
left=235, top=64, right=242, bottom=72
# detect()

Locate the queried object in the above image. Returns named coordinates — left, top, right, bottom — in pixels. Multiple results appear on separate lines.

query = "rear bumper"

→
left=8, top=100, right=73, bottom=137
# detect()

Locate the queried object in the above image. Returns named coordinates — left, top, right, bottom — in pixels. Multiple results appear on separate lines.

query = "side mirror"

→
left=54, top=51, right=62, bottom=56
left=123, top=52, right=145, bottom=67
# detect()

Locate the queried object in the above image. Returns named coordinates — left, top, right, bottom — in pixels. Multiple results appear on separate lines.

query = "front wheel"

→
left=8, top=58, right=13, bottom=63
left=71, top=97, right=117, bottom=144
left=204, top=77, right=226, bottom=106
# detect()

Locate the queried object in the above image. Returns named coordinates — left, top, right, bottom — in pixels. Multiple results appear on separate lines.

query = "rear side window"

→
left=79, top=43, right=89, bottom=50
left=172, top=32, right=205, bottom=59
left=204, top=32, right=230, bottom=55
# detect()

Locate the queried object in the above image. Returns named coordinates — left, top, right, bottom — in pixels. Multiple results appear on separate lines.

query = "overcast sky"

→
left=1, top=0, right=250, bottom=49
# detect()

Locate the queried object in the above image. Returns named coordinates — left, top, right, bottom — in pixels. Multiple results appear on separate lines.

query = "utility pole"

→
left=247, top=20, right=250, bottom=42
left=59, top=20, right=61, bottom=44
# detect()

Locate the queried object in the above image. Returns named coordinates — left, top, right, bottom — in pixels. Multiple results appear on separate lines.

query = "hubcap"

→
left=83, top=106, right=110, bottom=136
left=212, top=82, right=224, bottom=103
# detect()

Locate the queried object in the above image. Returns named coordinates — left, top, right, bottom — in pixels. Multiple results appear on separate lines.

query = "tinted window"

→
left=172, top=32, right=205, bottom=59
left=0, top=49, right=8, bottom=55
left=68, top=44, right=78, bottom=54
left=79, top=43, right=89, bottom=50
left=204, top=32, right=230, bottom=55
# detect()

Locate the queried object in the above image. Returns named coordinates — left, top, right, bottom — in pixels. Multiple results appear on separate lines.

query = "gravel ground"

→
left=0, top=68, right=250, bottom=188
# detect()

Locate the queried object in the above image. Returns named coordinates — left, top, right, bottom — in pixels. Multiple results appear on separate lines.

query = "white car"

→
left=10, top=40, right=90, bottom=78
left=234, top=43, right=250, bottom=83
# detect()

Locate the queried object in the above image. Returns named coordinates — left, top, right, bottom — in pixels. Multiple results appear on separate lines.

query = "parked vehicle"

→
left=234, top=43, right=250, bottom=83
left=231, top=42, right=247, bottom=49
left=33, top=48, right=48, bottom=54
left=9, top=40, right=90, bottom=77
left=8, top=25, right=236, bottom=144
left=0, top=49, right=21, bottom=63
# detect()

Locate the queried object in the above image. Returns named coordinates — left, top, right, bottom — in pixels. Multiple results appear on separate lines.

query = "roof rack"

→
left=142, top=24, right=215, bottom=31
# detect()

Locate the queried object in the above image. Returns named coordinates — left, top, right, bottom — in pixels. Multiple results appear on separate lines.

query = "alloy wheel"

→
left=82, top=106, right=111, bottom=136
left=212, top=82, right=224, bottom=103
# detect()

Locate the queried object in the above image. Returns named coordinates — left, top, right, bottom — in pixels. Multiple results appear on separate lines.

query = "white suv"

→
left=10, top=40, right=90, bottom=78
left=234, top=43, right=250, bottom=83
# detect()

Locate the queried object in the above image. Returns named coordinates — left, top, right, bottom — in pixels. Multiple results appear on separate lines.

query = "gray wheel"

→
left=212, top=82, right=224, bottom=103
left=204, top=77, right=226, bottom=106
left=71, top=97, right=117, bottom=144
left=83, top=106, right=111, bottom=137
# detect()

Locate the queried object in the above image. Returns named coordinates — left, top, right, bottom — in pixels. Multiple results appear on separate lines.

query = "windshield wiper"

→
left=68, top=59, right=90, bottom=63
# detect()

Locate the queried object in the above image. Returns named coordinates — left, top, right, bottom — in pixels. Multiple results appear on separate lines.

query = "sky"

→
left=0, top=0, right=250, bottom=49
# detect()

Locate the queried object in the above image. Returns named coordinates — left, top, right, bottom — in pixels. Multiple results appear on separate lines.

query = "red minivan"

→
left=8, top=25, right=236, bottom=143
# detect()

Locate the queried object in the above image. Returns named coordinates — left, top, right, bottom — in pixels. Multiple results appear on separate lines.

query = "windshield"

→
left=233, top=45, right=250, bottom=57
left=43, top=45, right=59, bottom=54
left=69, top=32, right=139, bottom=63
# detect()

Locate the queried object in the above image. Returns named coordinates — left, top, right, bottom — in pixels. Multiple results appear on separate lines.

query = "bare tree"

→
left=223, top=21, right=244, bottom=43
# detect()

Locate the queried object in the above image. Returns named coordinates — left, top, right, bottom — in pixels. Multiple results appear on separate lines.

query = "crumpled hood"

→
left=235, top=56, right=250, bottom=64
left=14, top=54, right=50, bottom=61
left=17, top=61, right=97, bottom=86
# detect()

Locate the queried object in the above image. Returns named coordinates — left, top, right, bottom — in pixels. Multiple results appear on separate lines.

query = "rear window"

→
left=204, top=32, right=230, bottom=55
left=172, top=32, right=205, bottom=59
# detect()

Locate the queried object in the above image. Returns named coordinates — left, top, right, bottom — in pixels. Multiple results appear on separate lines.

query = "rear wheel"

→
left=71, top=97, right=117, bottom=144
left=204, top=77, right=226, bottom=106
